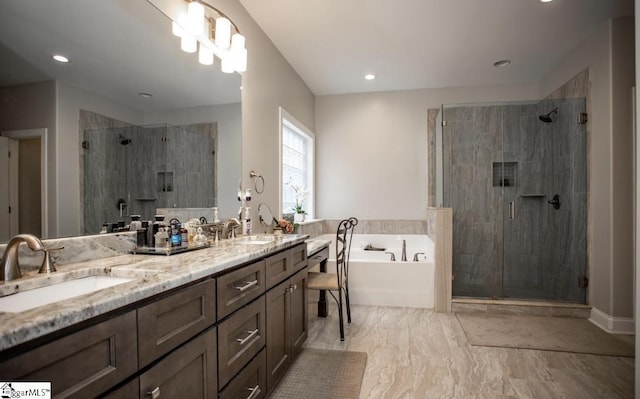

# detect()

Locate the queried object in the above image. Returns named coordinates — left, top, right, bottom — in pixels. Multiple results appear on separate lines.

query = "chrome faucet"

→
left=1, top=234, right=59, bottom=281
left=385, top=251, right=396, bottom=261
left=413, top=252, right=425, bottom=261
left=401, top=240, right=407, bottom=262
left=223, top=218, right=241, bottom=239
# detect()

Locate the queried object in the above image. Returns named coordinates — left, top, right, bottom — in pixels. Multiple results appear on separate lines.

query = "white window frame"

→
left=279, top=107, right=315, bottom=219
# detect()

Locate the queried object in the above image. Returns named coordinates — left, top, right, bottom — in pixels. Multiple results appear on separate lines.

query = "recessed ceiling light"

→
left=364, top=74, right=376, bottom=80
left=540, top=0, right=553, bottom=2
left=493, top=59, right=511, bottom=67
left=138, top=92, right=152, bottom=98
left=52, top=54, right=69, bottom=63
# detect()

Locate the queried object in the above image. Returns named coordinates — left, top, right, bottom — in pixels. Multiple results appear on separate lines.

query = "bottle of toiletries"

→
left=243, top=207, right=252, bottom=236
left=170, top=225, right=181, bottom=248
left=180, top=224, right=188, bottom=247
left=130, top=215, right=142, bottom=231
left=155, top=227, right=168, bottom=249
left=148, top=215, right=166, bottom=248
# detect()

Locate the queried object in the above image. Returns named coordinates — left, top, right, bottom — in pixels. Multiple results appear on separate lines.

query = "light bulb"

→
left=180, top=33, right=197, bottom=53
left=172, top=21, right=184, bottom=37
left=231, top=34, right=247, bottom=72
left=215, top=17, right=231, bottom=49
left=221, top=56, right=234, bottom=73
left=198, top=45, right=214, bottom=65
left=187, top=1, right=205, bottom=36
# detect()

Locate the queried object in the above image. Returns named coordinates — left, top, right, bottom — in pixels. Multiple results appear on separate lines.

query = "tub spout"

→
left=385, top=251, right=396, bottom=261
left=401, top=240, right=407, bottom=262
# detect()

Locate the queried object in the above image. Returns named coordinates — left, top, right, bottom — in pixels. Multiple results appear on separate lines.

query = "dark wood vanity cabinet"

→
left=266, top=266, right=309, bottom=391
left=0, top=310, right=138, bottom=399
left=0, top=241, right=308, bottom=399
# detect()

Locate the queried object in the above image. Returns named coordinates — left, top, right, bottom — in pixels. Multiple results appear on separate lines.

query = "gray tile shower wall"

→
left=80, top=110, right=217, bottom=234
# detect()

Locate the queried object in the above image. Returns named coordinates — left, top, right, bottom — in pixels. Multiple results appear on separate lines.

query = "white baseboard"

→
left=589, top=307, right=635, bottom=334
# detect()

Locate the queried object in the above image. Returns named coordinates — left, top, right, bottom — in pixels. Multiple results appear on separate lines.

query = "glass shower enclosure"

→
left=437, top=99, right=587, bottom=303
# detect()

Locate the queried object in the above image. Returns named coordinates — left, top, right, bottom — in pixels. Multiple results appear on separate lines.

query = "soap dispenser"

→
left=243, top=207, right=252, bottom=236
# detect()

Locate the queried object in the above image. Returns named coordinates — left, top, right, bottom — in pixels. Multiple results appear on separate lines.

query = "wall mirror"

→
left=0, top=0, right=242, bottom=242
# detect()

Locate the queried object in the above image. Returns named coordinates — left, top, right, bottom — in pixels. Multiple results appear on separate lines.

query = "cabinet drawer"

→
left=138, top=279, right=216, bottom=368
left=102, top=378, right=139, bottom=399
left=219, top=349, right=267, bottom=399
left=217, top=260, right=266, bottom=319
left=218, top=296, right=266, bottom=388
left=265, top=250, right=290, bottom=289
left=308, top=246, right=329, bottom=268
left=140, top=327, right=217, bottom=399
left=290, top=243, right=308, bottom=273
left=0, top=311, right=137, bottom=399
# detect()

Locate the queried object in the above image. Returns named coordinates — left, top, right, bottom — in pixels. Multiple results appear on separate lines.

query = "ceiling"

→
left=239, top=0, right=634, bottom=96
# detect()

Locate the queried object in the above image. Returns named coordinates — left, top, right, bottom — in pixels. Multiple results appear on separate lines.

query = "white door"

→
left=0, top=137, right=10, bottom=241
left=0, top=136, right=20, bottom=241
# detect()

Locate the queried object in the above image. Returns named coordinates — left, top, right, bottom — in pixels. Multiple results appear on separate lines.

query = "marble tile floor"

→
left=305, top=304, right=634, bottom=399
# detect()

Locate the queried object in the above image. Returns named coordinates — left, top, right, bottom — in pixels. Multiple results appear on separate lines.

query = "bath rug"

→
left=269, top=348, right=367, bottom=399
left=456, top=313, right=634, bottom=357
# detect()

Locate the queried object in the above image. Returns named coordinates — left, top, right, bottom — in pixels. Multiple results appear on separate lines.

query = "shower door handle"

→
left=508, top=201, right=515, bottom=219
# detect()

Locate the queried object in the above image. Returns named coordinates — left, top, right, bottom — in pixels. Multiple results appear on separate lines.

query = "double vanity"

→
left=0, top=234, right=329, bottom=398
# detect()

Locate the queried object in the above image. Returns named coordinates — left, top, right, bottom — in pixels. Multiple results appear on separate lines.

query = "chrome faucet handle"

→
left=385, top=251, right=396, bottom=261
left=412, top=252, right=425, bottom=262
left=37, top=246, right=64, bottom=274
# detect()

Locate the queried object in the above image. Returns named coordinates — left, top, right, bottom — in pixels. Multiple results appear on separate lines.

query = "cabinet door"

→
left=289, top=267, right=308, bottom=358
left=140, top=328, right=217, bottom=399
left=218, top=296, right=266, bottom=388
left=265, top=279, right=291, bottom=391
left=138, top=279, right=216, bottom=368
left=0, top=311, right=137, bottom=399
left=265, top=250, right=290, bottom=289
left=219, top=349, right=267, bottom=399
left=217, top=259, right=266, bottom=319
left=290, top=243, right=308, bottom=274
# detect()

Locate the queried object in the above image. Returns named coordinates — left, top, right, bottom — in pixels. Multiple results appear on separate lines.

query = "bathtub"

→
left=313, top=234, right=435, bottom=308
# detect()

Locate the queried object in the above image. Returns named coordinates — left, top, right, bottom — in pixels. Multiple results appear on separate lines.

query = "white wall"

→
left=56, top=82, right=146, bottom=237
left=315, top=84, right=539, bottom=219
left=0, top=81, right=57, bottom=238
left=541, top=17, right=636, bottom=324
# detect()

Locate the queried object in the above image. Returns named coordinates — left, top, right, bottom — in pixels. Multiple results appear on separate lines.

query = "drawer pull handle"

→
left=235, top=280, right=259, bottom=291
left=147, top=387, right=160, bottom=399
left=246, top=385, right=261, bottom=399
left=237, top=328, right=259, bottom=345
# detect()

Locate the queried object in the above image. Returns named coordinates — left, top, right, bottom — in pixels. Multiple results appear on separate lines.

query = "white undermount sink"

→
left=0, top=275, right=134, bottom=313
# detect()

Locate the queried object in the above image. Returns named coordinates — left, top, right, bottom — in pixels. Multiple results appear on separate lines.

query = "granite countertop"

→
left=0, top=234, right=312, bottom=352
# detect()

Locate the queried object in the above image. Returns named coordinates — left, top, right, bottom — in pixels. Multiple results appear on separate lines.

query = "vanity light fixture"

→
left=364, top=74, right=376, bottom=80
left=171, top=0, right=247, bottom=73
left=52, top=54, right=70, bottom=63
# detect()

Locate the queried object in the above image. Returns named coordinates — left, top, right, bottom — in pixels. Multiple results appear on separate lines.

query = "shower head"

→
left=538, top=108, right=558, bottom=123
left=117, top=134, right=131, bottom=145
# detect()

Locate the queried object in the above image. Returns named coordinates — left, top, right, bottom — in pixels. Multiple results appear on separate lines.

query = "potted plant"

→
left=287, top=179, right=308, bottom=223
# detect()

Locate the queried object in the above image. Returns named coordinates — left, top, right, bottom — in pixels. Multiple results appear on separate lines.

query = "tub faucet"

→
left=413, top=252, right=425, bottom=261
left=385, top=251, right=396, bottom=261
left=401, top=240, right=407, bottom=262
left=1, top=234, right=59, bottom=281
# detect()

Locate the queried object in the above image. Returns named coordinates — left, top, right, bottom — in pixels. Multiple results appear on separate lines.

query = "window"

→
left=280, top=108, right=315, bottom=218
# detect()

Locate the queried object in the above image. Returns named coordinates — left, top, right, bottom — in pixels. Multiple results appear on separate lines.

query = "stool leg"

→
left=344, top=284, right=352, bottom=323
left=338, top=289, right=345, bottom=341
